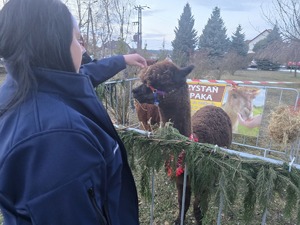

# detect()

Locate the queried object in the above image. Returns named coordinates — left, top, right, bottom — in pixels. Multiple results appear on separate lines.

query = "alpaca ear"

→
left=174, top=65, right=194, bottom=83
left=180, top=65, right=194, bottom=77
left=165, top=55, right=172, bottom=62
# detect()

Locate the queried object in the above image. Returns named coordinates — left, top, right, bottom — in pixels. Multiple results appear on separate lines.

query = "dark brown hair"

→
left=0, top=0, right=75, bottom=116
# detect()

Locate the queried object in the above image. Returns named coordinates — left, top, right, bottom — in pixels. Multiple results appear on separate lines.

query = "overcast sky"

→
left=130, top=0, right=274, bottom=50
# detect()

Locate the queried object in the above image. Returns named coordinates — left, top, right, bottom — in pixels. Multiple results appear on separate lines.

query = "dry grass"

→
left=268, top=106, right=300, bottom=147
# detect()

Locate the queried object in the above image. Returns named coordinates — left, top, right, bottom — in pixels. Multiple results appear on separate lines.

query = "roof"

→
left=246, top=29, right=272, bottom=43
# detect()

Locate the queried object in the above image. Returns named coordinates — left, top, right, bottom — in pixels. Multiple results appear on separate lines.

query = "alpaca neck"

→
left=222, top=104, right=238, bottom=131
left=158, top=86, right=191, bottom=137
left=159, top=107, right=191, bottom=137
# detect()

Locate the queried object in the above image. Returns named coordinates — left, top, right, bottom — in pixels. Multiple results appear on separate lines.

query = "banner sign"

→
left=188, top=80, right=266, bottom=137
left=188, top=81, right=227, bottom=115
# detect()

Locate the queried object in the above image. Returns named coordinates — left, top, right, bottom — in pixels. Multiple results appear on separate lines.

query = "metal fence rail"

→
left=230, top=85, right=300, bottom=163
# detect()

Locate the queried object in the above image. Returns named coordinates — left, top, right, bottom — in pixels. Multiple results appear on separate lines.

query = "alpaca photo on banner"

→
left=222, top=86, right=266, bottom=137
left=187, top=81, right=266, bottom=137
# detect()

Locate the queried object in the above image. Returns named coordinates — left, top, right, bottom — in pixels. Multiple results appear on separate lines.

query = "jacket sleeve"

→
left=0, top=130, right=112, bottom=224
left=79, top=55, right=126, bottom=87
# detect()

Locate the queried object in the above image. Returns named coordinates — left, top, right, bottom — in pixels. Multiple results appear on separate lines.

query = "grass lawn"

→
left=223, top=69, right=300, bottom=88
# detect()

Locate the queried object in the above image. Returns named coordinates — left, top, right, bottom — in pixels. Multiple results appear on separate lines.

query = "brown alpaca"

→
left=134, top=59, right=160, bottom=131
left=132, top=60, right=232, bottom=225
left=176, top=105, right=232, bottom=224
left=134, top=100, right=160, bottom=131
left=133, top=60, right=193, bottom=136
left=192, top=105, right=232, bottom=148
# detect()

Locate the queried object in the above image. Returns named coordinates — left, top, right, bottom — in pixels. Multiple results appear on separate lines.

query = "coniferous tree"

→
left=198, top=7, right=229, bottom=58
left=231, top=24, right=248, bottom=56
left=223, top=24, right=250, bottom=75
left=253, top=25, right=281, bottom=52
left=253, top=24, right=283, bottom=71
left=171, top=3, right=198, bottom=66
left=266, top=24, right=282, bottom=43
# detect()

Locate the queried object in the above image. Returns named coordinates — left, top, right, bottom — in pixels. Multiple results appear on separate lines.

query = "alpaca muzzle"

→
left=148, top=85, right=166, bottom=105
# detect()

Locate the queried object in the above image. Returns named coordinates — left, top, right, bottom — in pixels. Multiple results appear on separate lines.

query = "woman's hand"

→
left=123, top=53, right=147, bottom=68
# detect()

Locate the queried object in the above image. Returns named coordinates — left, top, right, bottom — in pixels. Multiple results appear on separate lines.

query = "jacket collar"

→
left=0, top=67, right=95, bottom=107
left=33, top=67, right=95, bottom=98
left=34, top=67, right=120, bottom=138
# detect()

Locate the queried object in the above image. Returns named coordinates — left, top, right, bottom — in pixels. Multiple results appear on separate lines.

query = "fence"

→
left=230, top=85, right=300, bottom=163
left=99, top=78, right=300, bottom=225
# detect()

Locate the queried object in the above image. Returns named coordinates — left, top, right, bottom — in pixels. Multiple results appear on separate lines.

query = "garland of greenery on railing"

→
left=117, top=124, right=300, bottom=223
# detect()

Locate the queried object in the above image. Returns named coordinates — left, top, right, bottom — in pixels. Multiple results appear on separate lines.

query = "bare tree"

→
left=112, top=0, right=135, bottom=42
left=75, top=0, right=89, bottom=29
left=281, top=41, right=300, bottom=77
left=254, top=40, right=286, bottom=63
left=222, top=52, right=251, bottom=75
left=65, top=0, right=97, bottom=54
left=255, top=40, right=300, bottom=77
left=190, top=51, right=225, bottom=80
left=67, top=0, right=136, bottom=58
left=95, top=0, right=136, bottom=56
left=263, top=0, right=300, bottom=42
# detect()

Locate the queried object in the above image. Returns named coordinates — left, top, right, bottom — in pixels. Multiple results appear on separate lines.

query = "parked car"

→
left=249, top=60, right=257, bottom=68
left=256, top=59, right=280, bottom=71
left=286, top=61, right=300, bottom=70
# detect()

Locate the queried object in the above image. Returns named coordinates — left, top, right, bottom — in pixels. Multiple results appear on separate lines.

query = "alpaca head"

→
left=224, top=86, right=261, bottom=121
left=132, top=60, right=194, bottom=105
left=221, top=86, right=262, bottom=133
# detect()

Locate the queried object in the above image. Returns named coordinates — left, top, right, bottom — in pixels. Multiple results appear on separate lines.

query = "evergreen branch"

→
left=255, top=166, right=277, bottom=209
left=117, top=127, right=300, bottom=223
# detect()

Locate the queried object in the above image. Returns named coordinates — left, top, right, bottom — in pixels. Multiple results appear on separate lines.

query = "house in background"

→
left=246, top=29, right=272, bottom=54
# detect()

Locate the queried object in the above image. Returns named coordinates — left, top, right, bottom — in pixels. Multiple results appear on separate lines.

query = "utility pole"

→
left=133, top=5, right=149, bottom=50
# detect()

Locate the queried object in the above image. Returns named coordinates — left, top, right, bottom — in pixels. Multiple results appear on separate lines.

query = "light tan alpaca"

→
left=222, top=86, right=261, bottom=133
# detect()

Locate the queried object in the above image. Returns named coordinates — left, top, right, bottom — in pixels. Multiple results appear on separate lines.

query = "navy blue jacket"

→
left=0, top=56, right=139, bottom=225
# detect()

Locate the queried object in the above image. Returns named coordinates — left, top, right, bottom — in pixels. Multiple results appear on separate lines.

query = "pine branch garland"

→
left=117, top=125, right=300, bottom=223
left=243, top=178, right=257, bottom=222
left=285, top=185, right=298, bottom=218
left=256, top=166, right=276, bottom=210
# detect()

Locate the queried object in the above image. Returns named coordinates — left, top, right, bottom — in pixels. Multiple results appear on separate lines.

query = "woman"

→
left=79, top=35, right=93, bottom=65
left=0, top=0, right=146, bottom=224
